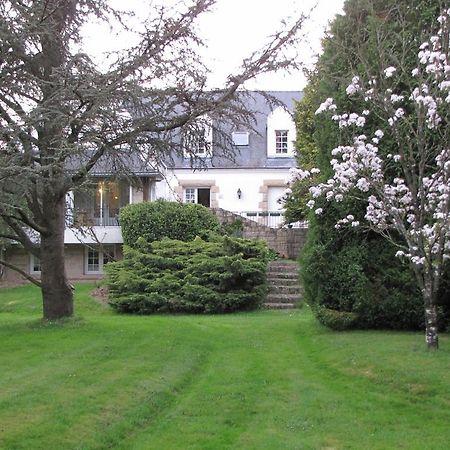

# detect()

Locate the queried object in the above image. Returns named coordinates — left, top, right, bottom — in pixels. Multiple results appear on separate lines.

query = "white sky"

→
left=82, top=0, right=345, bottom=90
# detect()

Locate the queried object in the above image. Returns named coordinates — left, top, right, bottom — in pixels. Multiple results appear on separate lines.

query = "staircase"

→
left=265, top=260, right=302, bottom=309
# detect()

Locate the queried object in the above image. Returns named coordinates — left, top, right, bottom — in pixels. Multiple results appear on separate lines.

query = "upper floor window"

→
left=275, top=130, right=289, bottom=154
left=183, top=116, right=212, bottom=157
left=73, top=179, right=129, bottom=227
left=267, top=107, right=296, bottom=157
left=232, top=131, right=249, bottom=146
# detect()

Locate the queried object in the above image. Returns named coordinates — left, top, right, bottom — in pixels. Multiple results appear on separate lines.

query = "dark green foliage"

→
left=105, top=236, right=268, bottom=314
left=294, top=0, right=450, bottom=331
left=221, top=219, right=244, bottom=238
left=301, top=202, right=427, bottom=330
left=285, top=78, right=322, bottom=223
left=313, top=306, right=359, bottom=331
left=119, top=200, right=220, bottom=248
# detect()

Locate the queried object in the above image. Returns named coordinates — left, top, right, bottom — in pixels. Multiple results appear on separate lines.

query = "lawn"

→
left=1, top=284, right=449, bottom=450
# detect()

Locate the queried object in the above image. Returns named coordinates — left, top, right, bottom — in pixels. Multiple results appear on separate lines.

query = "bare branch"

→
left=0, top=258, right=42, bottom=287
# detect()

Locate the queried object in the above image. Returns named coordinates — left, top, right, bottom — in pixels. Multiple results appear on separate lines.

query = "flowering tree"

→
left=291, top=9, right=450, bottom=350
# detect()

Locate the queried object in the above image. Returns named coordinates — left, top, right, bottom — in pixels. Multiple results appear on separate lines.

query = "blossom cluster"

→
left=289, top=11, right=450, bottom=268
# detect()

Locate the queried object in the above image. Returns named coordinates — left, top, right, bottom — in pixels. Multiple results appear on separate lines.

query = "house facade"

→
left=158, top=91, right=301, bottom=227
left=1, top=91, right=301, bottom=283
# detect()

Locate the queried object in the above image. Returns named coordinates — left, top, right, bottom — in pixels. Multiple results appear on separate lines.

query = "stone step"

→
left=268, top=260, right=297, bottom=265
left=266, top=260, right=302, bottom=310
left=266, top=293, right=301, bottom=304
left=268, top=271, right=299, bottom=278
left=268, top=272, right=299, bottom=280
left=268, top=285, right=302, bottom=295
left=267, top=277, right=300, bottom=286
left=267, top=264, right=298, bottom=272
left=264, top=302, right=296, bottom=310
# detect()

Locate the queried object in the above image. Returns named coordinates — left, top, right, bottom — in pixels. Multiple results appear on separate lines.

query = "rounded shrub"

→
left=105, top=236, right=268, bottom=314
left=119, top=200, right=220, bottom=248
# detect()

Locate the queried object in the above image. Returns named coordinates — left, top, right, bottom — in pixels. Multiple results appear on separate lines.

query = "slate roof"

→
left=171, top=90, right=303, bottom=170
left=66, top=152, right=162, bottom=178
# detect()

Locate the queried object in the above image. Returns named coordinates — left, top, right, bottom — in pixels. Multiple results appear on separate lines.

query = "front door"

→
left=267, top=186, right=285, bottom=211
left=197, top=188, right=211, bottom=207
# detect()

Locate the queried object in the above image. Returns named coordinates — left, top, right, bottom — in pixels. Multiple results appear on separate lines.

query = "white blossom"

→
left=315, top=98, right=337, bottom=115
left=346, top=76, right=361, bottom=95
left=384, top=66, right=397, bottom=78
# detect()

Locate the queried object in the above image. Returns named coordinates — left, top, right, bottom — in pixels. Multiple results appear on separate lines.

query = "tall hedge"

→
left=105, top=235, right=268, bottom=314
left=119, top=200, right=220, bottom=248
left=293, top=0, right=450, bottom=330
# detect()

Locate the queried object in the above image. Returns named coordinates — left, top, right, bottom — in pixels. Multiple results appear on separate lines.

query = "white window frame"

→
left=85, top=245, right=115, bottom=274
left=266, top=107, right=296, bottom=157
left=183, top=116, right=213, bottom=157
left=275, top=130, right=289, bottom=154
left=232, top=131, right=249, bottom=146
left=30, top=254, right=41, bottom=274
left=184, top=187, right=197, bottom=203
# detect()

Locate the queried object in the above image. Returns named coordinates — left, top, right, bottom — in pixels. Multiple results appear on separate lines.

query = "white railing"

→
left=233, top=211, right=308, bottom=229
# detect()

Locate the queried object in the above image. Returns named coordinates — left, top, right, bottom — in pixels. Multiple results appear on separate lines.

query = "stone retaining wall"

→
left=212, top=208, right=308, bottom=260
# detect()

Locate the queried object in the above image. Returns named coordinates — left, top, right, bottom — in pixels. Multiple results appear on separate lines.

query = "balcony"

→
left=71, top=179, right=129, bottom=228
left=74, top=209, right=120, bottom=227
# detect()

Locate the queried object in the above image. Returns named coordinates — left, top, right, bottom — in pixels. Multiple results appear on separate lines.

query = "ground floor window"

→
left=30, top=254, right=41, bottom=274
left=183, top=187, right=211, bottom=207
left=85, top=245, right=115, bottom=274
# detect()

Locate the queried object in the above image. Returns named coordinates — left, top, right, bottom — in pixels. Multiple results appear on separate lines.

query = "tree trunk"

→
left=40, top=193, right=73, bottom=320
left=423, top=277, right=439, bottom=350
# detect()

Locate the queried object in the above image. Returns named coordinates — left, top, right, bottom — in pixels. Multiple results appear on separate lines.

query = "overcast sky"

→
left=83, top=0, right=346, bottom=91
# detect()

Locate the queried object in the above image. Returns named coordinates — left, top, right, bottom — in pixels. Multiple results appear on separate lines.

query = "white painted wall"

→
left=167, top=168, right=290, bottom=212
left=64, top=226, right=123, bottom=244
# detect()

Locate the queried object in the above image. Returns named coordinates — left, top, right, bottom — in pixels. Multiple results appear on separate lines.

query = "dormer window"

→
left=275, top=130, right=289, bottom=154
left=232, top=131, right=249, bottom=146
left=266, top=107, right=296, bottom=157
left=183, top=116, right=212, bottom=157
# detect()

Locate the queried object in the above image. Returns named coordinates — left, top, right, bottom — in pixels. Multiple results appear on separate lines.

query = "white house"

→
left=158, top=91, right=301, bottom=227
left=1, top=91, right=301, bottom=282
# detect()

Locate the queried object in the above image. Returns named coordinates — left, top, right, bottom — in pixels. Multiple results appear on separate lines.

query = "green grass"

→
left=1, top=284, right=450, bottom=450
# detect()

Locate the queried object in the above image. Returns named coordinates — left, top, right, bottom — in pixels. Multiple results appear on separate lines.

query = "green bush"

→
left=105, top=235, right=268, bottom=314
left=119, top=200, right=220, bottom=248
left=313, top=305, right=359, bottom=331
left=301, top=202, right=426, bottom=331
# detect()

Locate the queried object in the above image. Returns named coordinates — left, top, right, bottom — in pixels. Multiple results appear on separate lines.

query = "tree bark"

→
left=423, top=276, right=439, bottom=351
left=40, top=193, right=73, bottom=320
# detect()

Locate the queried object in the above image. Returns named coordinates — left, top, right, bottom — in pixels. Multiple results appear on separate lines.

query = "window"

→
left=30, top=254, right=41, bottom=274
left=275, top=130, right=289, bottom=154
left=183, top=117, right=213, bottom=157
left=87, top=248, right=100, bottom=273
left=232, top=131, right=249, bottom=146
left=266, top=107, right=296, bottom=156
left=85, top=245, right=115, bottom=274
left=184, top=188, right=196, bottom=204
left=183, top=188, right=211, bottom=207
left=74, top=179, right=129, bottom=227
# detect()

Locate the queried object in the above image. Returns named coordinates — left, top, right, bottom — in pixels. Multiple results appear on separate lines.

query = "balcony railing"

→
left=233, top=211, right=308, bottom=229
left=73, top=211, right=119, bottom=227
